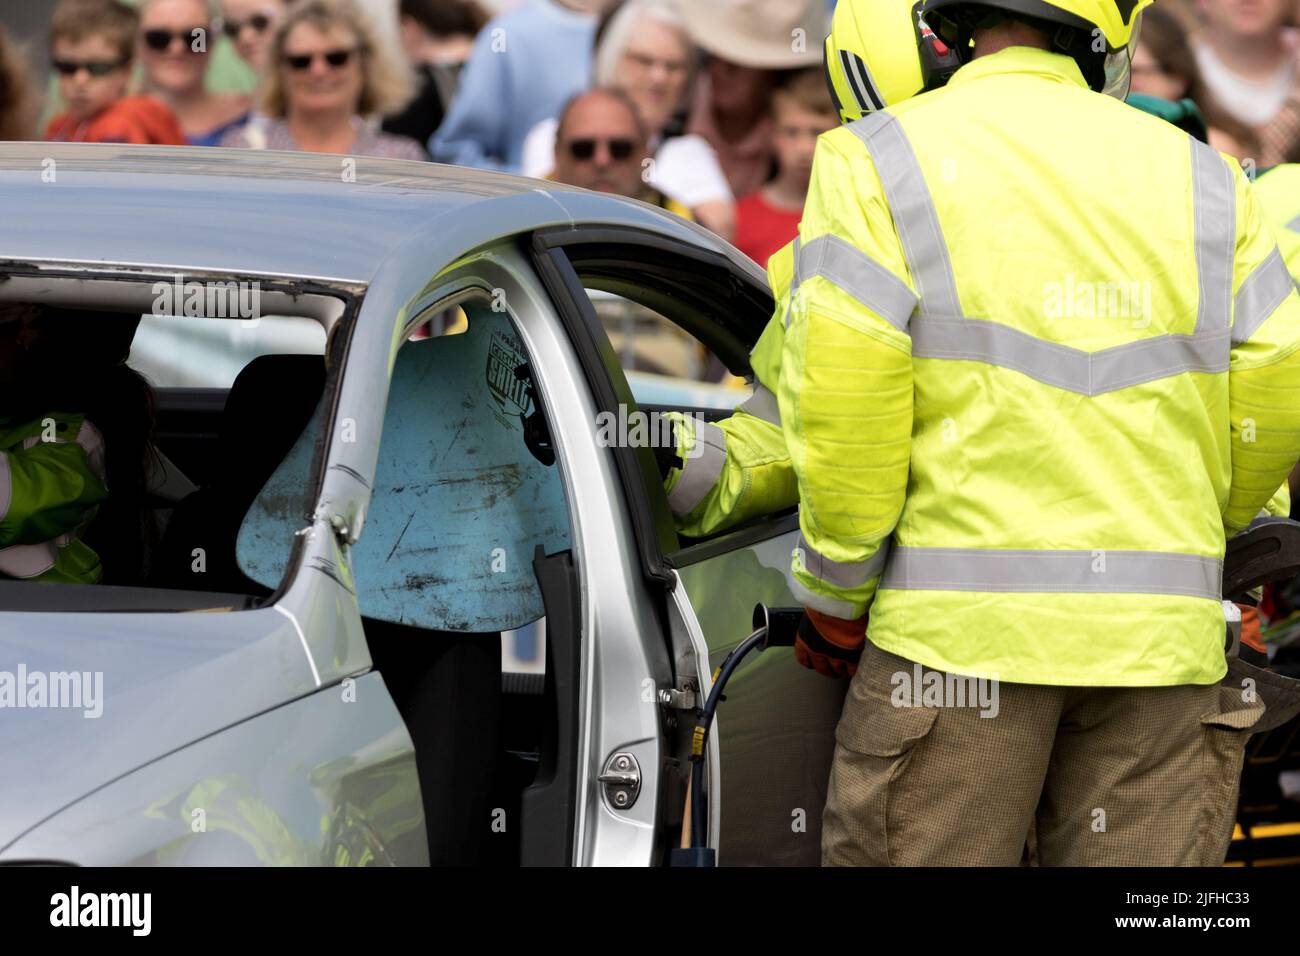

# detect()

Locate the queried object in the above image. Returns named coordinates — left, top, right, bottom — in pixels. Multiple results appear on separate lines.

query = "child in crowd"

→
left=732, top=69, right=835, bottom=268
left=44, top=0, right=186, bottom=145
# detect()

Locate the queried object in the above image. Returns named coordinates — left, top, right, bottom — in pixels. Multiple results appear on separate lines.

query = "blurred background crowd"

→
left=3, top=0, right=1300, bottom=264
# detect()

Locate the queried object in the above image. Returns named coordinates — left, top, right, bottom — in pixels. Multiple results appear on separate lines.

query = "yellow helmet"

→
left=919, top=0, right=1153, bottom=96
left=824, top=0, right=963, bottom=124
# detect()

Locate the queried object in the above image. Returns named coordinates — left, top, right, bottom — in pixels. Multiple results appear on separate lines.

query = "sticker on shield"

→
left=485, top=330, right=529, bottom=430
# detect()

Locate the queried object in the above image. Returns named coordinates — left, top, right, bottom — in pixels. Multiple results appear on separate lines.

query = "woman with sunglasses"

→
left=138, top=0, right=253, bottom=147
left=218, top=0, right=286, bottom=73
left=220, top=0, right=425, bottom=160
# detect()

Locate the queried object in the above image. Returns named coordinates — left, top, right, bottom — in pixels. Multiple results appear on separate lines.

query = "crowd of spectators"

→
left=5, top=0, right=1300, bottom=263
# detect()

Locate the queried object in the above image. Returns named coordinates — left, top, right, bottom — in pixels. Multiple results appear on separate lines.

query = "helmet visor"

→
left=1101, top=10, right=1143, bottom=99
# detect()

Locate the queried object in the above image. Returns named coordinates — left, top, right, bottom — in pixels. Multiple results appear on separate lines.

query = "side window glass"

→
left=584, top=288, right=746, bottom=411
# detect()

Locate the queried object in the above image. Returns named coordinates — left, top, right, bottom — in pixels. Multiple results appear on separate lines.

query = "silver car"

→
left=0, top=144, right=841, bottom=866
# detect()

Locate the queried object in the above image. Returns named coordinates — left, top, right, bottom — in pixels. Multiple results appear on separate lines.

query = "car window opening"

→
left=0, top=273, right=345, bottom=612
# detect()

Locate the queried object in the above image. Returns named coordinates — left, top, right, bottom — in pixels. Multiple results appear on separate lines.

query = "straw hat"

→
left=680, top=0, right=830, bottom=69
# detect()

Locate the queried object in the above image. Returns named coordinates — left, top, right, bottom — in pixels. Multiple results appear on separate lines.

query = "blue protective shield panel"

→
left=238, top=307, right=573, bottom=632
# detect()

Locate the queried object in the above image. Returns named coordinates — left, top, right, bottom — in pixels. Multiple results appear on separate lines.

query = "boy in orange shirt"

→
left=44, top=0, right=186, bottom=145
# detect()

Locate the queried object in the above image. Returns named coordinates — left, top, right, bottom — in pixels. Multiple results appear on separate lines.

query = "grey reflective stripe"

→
left=0, top=452, right=10, bottom=522
left=667, top=421, right=726, bottom=517
left=784, top=235, right=801, bottom=329
left=841, top=50, right=883, bottom=112
left=1288, top=213, right=1300, bottom=233
left=795, top=532, right=890, bottom=590
left=1233, top=247, right=1294, bottom=344
left=738, top=383, right=781, bottom=426
left=789, top=576, right=861, bottom=620
left=1191, top=139, right=1235, bottom=335
left=838, top=115, right=1236, bottom=391
left=847, top=112, right=961, bottom=320
left=796, top=234, right=918, bottom=332
left=881, top=547, right=1222, bottom=599
left=839, top=50, right=871, bottom=113
left=912, top=319, right=1229, bottom=395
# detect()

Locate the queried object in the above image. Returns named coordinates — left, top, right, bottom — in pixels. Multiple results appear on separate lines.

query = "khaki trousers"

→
left=822, top=641, right=1300, bottom=866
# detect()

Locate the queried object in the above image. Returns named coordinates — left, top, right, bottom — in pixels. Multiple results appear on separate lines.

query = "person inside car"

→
left=0, top=304, right=159, bottom=585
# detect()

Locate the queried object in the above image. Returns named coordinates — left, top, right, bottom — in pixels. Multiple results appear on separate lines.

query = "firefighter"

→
left=782, top=0, right=1300, bottom=865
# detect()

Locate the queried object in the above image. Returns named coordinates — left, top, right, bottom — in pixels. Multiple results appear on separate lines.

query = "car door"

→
left=532, top=225, right=845, bottom=866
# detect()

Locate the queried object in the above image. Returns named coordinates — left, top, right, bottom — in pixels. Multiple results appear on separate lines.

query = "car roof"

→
left=0, top=143, right=747, bottom=285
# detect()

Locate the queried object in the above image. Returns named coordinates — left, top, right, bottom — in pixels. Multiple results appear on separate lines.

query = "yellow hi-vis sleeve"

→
left=1226, top=161, right=1300, bottom=536
left=662, top=243, right=800, bottom=538
left=664, top=407, right=796, bottom=538
left=778, top=133, right=917, bottom=620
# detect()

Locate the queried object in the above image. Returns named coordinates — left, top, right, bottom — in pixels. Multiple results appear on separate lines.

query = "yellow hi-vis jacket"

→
left=663, top=243, right=799, bottom=537
left=1254, top=164, right=1300, bottom=282
left=0, top=412, right=108, bottom=584
left=782, top=46, right=1300, bottom=687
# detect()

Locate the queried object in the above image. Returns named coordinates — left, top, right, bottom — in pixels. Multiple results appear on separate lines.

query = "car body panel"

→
left=458, top=250, right=671, bottom=864
left=2, top=673, right=423, bottom=865
left=0, top=605, right=319, bottom=852
left=0, top=144, right=721, bottom=285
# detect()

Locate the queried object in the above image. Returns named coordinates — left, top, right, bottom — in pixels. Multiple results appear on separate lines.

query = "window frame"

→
left=530, top=226, right=793, bottom=577
left=0, top=261, right=360, bottom=611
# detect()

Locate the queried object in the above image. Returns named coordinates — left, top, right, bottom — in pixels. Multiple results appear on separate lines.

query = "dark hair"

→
left=399, top=0, right=488, bottom=38
left=771, top=67, right=835, bottom=118
left=1138, top=6, right=1259, bottom=157
left=49, top=0, right=139, bottom=63
left=0, top=26, right=35, bottom=141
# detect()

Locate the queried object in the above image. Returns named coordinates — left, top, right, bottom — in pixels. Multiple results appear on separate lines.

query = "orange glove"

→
left=795, top=608, right=868, bottom=678
left=1237, top=603, right=1269, bottom=666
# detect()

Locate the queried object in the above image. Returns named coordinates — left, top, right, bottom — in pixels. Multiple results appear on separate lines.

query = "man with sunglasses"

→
left=549, top=88, right=691, bottom=218
left=43, top=0, right=186, bottom=145
left=219, top=0, right=286, bottom=73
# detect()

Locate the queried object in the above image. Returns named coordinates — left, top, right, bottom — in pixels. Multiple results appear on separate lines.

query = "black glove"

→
left=653, top=418, right=682, bottom=480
